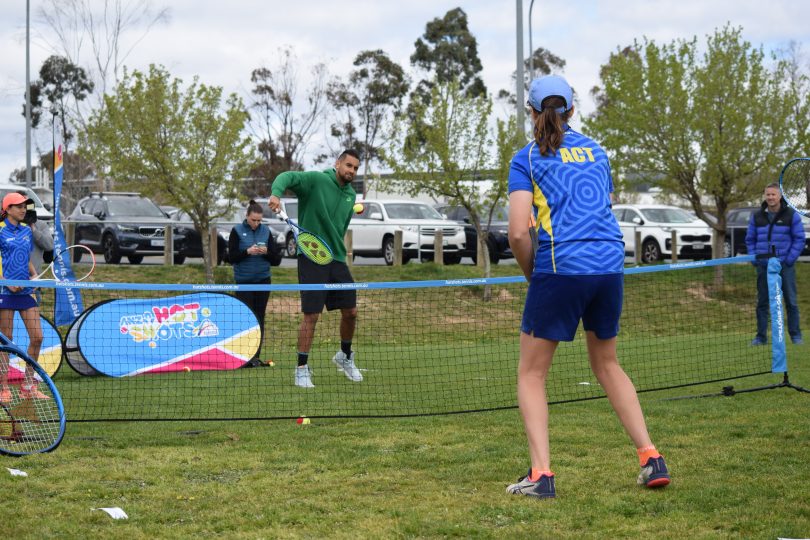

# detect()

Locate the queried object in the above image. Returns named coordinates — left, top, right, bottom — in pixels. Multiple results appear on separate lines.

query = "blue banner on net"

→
left=52, top=145, right=84, bottom=326
left=767, top=257, right=787, bottom=373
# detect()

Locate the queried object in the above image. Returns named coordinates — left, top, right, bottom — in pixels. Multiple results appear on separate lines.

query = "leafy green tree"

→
left=25, top=55, right=94, bottom=152
left=385, top=79, right=512, bottom=278
left=585, top=25, right=798, bottom=257
left=327, top=49, right=409, bottom=195
left=497, top=47, right=567, bottom=105
left=80, top=64, right=253, bottom=282
left=410, top=7, right=486, bottom=105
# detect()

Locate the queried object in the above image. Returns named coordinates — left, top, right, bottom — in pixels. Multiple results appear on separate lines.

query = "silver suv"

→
left=350, top=199, right=466, bottom=265
left=612, top=204, right=713, bottom=263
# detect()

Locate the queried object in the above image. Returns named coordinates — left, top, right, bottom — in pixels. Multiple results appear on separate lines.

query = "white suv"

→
left=612, top=204, right=713, bottom=263
left=350, top=199, right=466, bottom=265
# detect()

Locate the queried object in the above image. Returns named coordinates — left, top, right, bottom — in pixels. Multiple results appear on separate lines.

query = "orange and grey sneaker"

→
left=0, top=385, right=11, bottom=404
left=20, top=383, right=49, bottom=400
left=506, top=470, right=556, bottom=499
left=637, top=456, right=670, bottom=488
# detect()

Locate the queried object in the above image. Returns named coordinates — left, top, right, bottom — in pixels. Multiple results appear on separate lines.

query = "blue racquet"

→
left=0, top=331, right=66, bottom=456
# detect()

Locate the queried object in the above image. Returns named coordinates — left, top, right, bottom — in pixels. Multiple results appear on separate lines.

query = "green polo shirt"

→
left=271, top=168, right=356, bottom=262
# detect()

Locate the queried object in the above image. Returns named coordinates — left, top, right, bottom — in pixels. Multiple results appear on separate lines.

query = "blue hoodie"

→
left=745, top=199, right=806, bottom=265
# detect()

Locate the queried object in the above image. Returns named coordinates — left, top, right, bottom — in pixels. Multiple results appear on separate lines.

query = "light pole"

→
left=528, top=0, right=536, bottom=81
left=25, top=0, right=32, bottom=188
left=515, top=0, right=525, bottom=135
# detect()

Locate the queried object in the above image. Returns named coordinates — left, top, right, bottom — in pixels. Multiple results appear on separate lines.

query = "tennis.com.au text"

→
left=559, top=147, right=595, bottom=164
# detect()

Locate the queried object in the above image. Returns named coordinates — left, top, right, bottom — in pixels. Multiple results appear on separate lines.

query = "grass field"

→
left=3, top=261, right=809, bottom=538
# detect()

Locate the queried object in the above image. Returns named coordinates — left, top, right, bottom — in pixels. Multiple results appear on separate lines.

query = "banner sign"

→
left=52, top=144, right=84, bottom=326
left=74, top=293, right=260, bottom=377
left=767, top=257, right=787, bottom=373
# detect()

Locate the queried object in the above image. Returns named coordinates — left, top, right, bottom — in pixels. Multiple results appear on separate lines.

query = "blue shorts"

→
left=0, top=293, right=38, bottom=311
left=521, top=273, right=623, bottom=341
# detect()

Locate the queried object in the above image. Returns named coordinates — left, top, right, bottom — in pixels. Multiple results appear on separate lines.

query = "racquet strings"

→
left=0, top=376, right=61, bottom=453
left=297, top=232, right=333, bottom=264
left=781, top=158, right=810, bottom=214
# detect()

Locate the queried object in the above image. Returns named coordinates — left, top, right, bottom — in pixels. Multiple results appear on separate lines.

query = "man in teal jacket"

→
left=268, top=150, right=363, bottom=388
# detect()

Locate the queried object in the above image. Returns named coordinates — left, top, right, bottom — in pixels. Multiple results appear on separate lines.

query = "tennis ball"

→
left=183, top=366, right=191, bottom=373
left=302, top=418, right=311, bottom=425
left=353, top=203, right=364, bottom=214
left=296, top=416, right=308, bottom=425
left=267, top=360, right=275, bottom=367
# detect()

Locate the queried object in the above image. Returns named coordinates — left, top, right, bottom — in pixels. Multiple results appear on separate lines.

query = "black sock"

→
left=341, top=340, right=352, bottom=357
left=297, top=352, right=309, bottom=367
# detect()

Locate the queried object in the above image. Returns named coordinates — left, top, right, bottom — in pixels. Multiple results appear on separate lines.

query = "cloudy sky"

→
left=1, top=0, right=808, bottom=181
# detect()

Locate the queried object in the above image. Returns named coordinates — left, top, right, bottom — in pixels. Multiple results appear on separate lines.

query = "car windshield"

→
left=385, top=203, right=442, bottom=220
left=107, top=198, right=166, bottom=218
left=640, top=208, right=694, bottom=223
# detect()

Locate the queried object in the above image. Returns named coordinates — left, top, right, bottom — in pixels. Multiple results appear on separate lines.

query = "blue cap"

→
left=527, top=75, right=573, bottom=114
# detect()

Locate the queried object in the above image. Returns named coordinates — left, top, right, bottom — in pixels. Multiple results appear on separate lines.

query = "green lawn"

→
left=3, top=261, right=809, bottom=538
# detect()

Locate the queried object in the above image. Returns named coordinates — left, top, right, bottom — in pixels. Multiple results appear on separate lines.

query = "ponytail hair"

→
left=531, top=96, right=573, bottom=157
left=246, top=199, right=263, bottom=216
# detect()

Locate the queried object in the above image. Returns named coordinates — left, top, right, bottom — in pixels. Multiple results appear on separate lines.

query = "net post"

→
left=394, top=230, right=403, bottom=266
left=670, top=230, right=677, bottom=262
left=64, top=221, right=75, bottom=245
left=344, top=229, right=353, bottom=268
left=434, top=229, right=444, bottom=266
left=634, top=229, right=642, bottom=265
left=164, top=225, right=174, bottom=266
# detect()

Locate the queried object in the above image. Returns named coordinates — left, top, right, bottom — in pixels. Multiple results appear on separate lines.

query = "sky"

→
left=1, top=0, right=809, bottom=182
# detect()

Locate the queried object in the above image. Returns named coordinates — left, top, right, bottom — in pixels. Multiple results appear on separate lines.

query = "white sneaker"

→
left=332, top=351, right=363, bottom=382
left=295, top=366, right=315, bottom=388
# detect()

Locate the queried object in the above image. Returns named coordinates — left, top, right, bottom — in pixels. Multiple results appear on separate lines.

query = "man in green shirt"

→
left=268, top=149, right=362, bottom=388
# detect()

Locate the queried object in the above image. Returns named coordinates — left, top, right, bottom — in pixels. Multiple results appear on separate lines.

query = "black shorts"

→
left=297, top=255, right=356, bottom=313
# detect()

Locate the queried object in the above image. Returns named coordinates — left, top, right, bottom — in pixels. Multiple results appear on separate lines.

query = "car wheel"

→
left=102, top=234, right=122, bottom=264
left=444, top=254, right=462, bottom=265
left=487, top=236, right=500, bottom=264
left=286, top=233, right=297, bottom=257
left=174, top=254, right=186, bottom=265
left=127, top=255, right=144, bottom=264
left=641, top=239, right=661, bottom=264
left=382, top=236, right=395, bottom=266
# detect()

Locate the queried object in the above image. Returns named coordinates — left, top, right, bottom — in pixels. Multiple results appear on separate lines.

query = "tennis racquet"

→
left=778, top=157, right=810, bottom=217
left=276, top=210, right=334, bottom=265
left=33, top=244, right=96, bottom=282
left=0, top=331, right=66, bottom=456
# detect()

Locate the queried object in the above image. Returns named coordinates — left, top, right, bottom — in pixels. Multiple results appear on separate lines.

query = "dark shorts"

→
left=522, top=273, right=623, bottom=341
left=0, top=293, right=38, bottom=311
left=297, top=255, right=356, bottom=314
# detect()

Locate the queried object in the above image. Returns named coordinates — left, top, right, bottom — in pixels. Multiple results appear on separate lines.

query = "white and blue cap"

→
left=527, top=75, right=573, bottom=114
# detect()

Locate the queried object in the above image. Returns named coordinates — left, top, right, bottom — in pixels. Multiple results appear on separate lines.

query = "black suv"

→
left=69, top=192, right=186, bottom=264
left=435, top=204, right=513, bottom=264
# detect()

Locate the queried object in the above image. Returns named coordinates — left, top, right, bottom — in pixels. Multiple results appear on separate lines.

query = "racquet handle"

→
left=277, top=210, right=289, bottom=221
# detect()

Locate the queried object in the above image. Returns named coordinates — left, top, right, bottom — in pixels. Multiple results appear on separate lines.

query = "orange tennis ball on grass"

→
left=183, top=366, right=191, bottom=373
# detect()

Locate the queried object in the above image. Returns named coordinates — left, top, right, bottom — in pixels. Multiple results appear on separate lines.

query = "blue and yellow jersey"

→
left=508, top=127, right=624, bottom=275
left=0, top=219, right=34, bottom=295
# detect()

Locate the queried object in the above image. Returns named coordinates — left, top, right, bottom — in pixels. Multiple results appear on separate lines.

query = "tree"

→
left=584, top=25, right=797, bottom=258
left=497, top=47, right=567, bottom=105
left=247, top=47, right=328, bottom=185
left=80, top=65, right=253, bottom=282
left=385, top=79, right=510, bottom=280
left=327, top=50, right=409, bottom=195
left=410, top=8, right=486, bottom=102
left=25, top=55, right=94, bottom=152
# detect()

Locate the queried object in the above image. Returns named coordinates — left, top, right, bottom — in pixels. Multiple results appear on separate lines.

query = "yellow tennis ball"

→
left=353, top=203, right=364, bottom=214
left=302, top=418, right=311, bottom=425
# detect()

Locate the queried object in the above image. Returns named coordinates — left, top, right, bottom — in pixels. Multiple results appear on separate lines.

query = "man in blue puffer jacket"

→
left=745, top=183, right=805, bottom=345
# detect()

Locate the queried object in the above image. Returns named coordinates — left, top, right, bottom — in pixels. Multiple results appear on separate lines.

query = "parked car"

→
left=0, top=183, right=54, bottom=223
left=254, top=197, right=297, bottom=257
left=725, top=206, right=810, bottom=257
left=350, top=199, right=466, bottom=265
left=69, top=192, right=187, bottom=264
left=172, top=206, right=287, bottom=264
left=434, top=204, right=513, bottom=264
left=611, top=204, right=713, bottom=263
